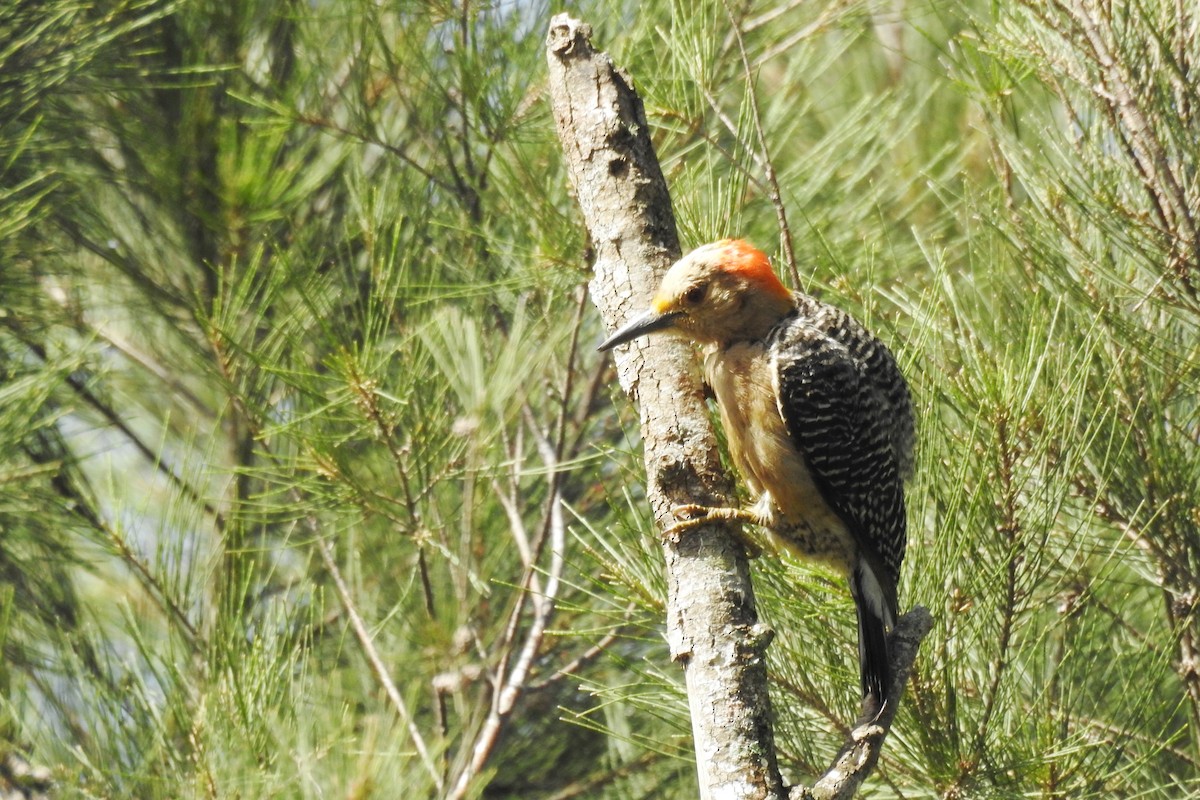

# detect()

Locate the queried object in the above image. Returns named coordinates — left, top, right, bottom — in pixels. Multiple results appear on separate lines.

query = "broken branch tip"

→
left=547, top=14, right=594, bottom=57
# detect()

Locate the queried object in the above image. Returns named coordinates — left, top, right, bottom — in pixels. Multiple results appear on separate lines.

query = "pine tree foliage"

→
left=0, top=0, right=1197, bottom=797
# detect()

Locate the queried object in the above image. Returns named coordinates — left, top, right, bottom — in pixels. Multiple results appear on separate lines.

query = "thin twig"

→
left=492, top=475, right=535, bottom=567
left=306, top=515, right=444, bottom=792
left=445, top=288, right=588, bottom=799
left=87, top=324, right=216, bottom=419
left=342, top=354, right=438, bottom=619
left=1058, top=0, right=1199, bottom=288
left=541, top=751, right=665, bottom=800
left=721, top=0, right=799, bottom=287
left=743, top=0, right=810, bottom=33
left=19, top=334, right=223, bottom=522
left=969, top=412, right=1024, bottom=764
left=29, top=444, right=202, bottom=647
left=751, top=0, right=856, bottom=69
left=528, top=617, right=633, bottom=692
left=446, top=432, right=568, bottom=800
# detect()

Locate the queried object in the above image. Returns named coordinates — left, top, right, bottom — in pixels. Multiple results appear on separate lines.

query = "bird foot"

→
left=663, top=504, right=768, bottom=556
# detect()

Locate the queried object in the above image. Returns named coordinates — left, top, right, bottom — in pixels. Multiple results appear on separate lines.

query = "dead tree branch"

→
left=546, top=14, right=782, bottom=799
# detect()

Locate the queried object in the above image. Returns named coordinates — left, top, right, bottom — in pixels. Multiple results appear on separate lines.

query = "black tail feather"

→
left=849, top=562, right=892, bottom=718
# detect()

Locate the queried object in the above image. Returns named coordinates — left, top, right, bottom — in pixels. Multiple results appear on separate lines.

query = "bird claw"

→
left=670, top=503, right=716, bottom=522
left=660, top=505, right=718, bottom=542
left=661, top=504, right=765, bottom=557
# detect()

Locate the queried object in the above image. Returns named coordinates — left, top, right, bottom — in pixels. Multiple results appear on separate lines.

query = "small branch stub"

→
left=791, top=607, right=933, bottom=800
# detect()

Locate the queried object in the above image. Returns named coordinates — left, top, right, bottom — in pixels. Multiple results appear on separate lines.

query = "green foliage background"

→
left=1, top=0, right=1197, bottom=797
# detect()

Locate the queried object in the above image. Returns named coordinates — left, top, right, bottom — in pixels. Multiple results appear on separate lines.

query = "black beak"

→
left=597, top=308, right=682, bottom=352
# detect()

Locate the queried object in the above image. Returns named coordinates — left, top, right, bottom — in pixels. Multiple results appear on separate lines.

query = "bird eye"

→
left=684, top=283, right=708, bottom=305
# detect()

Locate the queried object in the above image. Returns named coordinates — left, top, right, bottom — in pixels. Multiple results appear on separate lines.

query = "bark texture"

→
left=546, top=14, right=784, bottom=800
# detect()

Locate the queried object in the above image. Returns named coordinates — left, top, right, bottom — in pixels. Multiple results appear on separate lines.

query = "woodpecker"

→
left=598, top=239, right=914, bottom=716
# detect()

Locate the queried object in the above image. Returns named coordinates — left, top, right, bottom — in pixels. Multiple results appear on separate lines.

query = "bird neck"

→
left=718, top=291, right=796, bottom=346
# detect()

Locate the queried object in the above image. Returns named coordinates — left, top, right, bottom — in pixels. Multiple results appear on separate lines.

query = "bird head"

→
left=598, top=239, right=793, bottom=351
